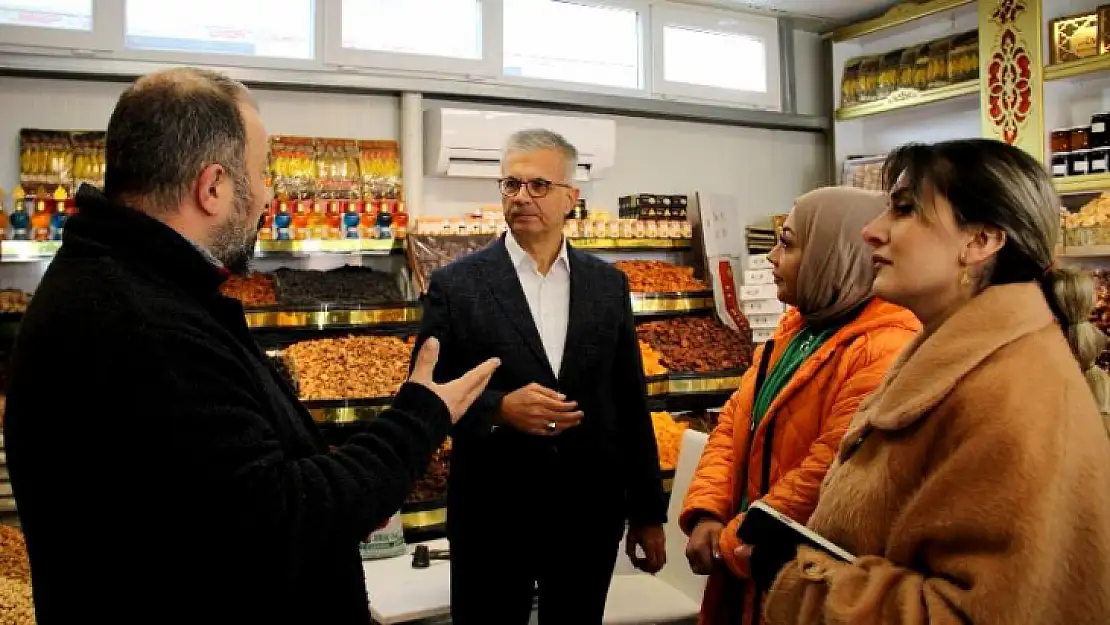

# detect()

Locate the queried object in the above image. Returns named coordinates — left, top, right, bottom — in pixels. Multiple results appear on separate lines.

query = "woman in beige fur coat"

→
left=758, top=139, right=1110, bottom=625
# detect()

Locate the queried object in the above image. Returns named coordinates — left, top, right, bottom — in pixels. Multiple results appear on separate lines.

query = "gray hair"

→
left=503, top=128, right=578, bottom=183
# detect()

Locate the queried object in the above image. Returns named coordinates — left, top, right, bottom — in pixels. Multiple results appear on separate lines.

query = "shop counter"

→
left=364, top=539, right=451, bottom=625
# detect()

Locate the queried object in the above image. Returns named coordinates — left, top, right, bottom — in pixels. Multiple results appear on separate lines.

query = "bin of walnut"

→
left=283, top=335, right=414, bottom=401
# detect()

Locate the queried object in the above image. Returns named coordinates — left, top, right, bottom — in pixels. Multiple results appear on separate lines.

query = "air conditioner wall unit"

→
left=424, top=107, right=616, bottom=181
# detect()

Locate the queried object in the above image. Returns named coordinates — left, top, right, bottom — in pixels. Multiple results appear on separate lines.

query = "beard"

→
left=209, top=170, right=260, bottom=276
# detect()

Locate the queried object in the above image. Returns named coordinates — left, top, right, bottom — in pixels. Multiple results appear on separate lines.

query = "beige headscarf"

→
left=791, top=186, right=888, bottom=327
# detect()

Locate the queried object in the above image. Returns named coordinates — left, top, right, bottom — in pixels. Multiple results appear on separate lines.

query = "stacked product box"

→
left=739, top=253, right=785, bottom=343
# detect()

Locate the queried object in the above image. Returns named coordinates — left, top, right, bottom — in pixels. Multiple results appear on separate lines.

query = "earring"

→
left=960, top=268, right=971, bottom=287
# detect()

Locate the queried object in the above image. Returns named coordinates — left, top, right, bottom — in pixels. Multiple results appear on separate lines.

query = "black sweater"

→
left=5, top=186, right=449, bottom=624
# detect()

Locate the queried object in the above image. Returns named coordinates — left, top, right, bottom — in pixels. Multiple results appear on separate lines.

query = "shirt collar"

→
left=505, top=230, right=570, bottom=274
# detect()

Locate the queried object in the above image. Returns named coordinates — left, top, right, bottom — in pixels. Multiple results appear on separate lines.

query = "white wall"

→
left=794, top=30, right=830, bottom=117
left=0, top=74, right=827, bottom=236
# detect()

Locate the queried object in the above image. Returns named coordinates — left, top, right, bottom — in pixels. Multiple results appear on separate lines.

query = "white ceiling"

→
left=675, top=0, right=901, bottom=28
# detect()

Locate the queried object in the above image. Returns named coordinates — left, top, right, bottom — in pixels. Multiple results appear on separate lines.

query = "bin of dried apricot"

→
left=615, top=261, right=709, bottom=293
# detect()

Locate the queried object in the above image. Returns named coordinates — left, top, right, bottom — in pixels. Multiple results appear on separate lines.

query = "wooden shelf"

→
left=830, top=0, right=975, bottom=42
left=1060, top=245, right=1110, bottom=259
left=1045, top=55, right=1110, bottom=82
left=1054, top=173, right=1110, bottom=196
left=835, top=81, right=979, bottom=121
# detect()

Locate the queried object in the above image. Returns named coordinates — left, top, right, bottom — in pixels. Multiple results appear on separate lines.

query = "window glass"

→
left=341, top=0, right=483, bottom=60
left=663, top=25, right=766, bottom=93
left=0, top=0, right=91, bottom=31
left=503, top=0, right=640, bottom=89
left=125, top=0, right=315, bottom=59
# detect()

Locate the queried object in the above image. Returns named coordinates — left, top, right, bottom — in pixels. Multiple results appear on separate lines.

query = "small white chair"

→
left=604, top=429, right=710, bottom=625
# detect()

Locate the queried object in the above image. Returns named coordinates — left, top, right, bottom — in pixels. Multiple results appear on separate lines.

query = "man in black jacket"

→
left=415, top=129, right=667, bottom=624
left=5, top=67, right=498, bottom=624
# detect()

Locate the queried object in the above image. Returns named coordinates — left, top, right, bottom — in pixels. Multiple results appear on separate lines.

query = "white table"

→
left=364, top=539, right=452, bottom=625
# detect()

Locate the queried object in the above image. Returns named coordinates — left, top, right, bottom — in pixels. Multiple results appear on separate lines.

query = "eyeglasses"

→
left=498, top=177, right=573, bottom=199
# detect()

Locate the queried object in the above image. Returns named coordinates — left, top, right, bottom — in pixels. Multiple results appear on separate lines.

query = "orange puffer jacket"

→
left=680, top=298, right=919, bottom=625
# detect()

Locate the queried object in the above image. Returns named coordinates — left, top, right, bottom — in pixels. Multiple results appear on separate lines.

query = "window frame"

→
left=322, top=0, right=501, bottom=78
left=0, top=0, right=120, bottom=51
left=498, top=0, right=649, bottom=97
left=650, top=2, right=781, bottom=110
left=110, top=0, right=323, bottom=71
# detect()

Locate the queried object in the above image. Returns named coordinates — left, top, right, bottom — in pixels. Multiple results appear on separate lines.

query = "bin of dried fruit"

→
left=615, top=260, right=709, bottom=293
left=284, top=335, right=413, bottom=400
left=674, top=409, right=722, bottom=435
left=639, top=340, right=668, bottom=376
left=406, top=439, right=451, bottom=505
left=1064, top=194, right=1110, bottom=248
left=0, top=291, right=30, bottom=316
left=637, top=316, right=753, bottom=373
left=1090, top=270, right=1110, bottom=371
left=407, top=233, right=498, bottom=295
left=220, top=273, right=277, bottom=308
left=652, top=411, right=688, bottom=471
left=273, top=265, right=403, bottom=307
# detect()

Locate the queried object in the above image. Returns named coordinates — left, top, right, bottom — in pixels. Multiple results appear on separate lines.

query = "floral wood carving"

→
left=987, top=0, right=1032, bottom=145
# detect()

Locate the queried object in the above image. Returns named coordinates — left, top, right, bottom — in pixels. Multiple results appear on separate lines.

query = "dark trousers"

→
left=448, top=446, right=625, bottom=625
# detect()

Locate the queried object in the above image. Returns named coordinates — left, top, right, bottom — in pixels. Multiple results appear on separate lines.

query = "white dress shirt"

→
left=504, top=231, right=571, bottom=376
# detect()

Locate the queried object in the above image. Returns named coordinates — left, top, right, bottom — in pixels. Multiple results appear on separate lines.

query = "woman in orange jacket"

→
left=680, top=186, right=920, bottom=625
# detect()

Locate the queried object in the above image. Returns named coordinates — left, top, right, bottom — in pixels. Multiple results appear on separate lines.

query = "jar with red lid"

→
left=1051, top=128, right=1071, bottom=155
left=1071, top=126, right=1092, bottom=152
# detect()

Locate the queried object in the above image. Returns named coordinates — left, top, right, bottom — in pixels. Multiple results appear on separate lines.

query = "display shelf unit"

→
left=831, top=0, right=976, bottom=42
left=829, top=0, right=988, bottom=188
left=1054, top=173, right=1110, bottom=196
left=645, top=369, right=745, bottom=401
left=1060, top=245, right=1110, bottom=259
left=630, top=291, right=716, bottom=316
left=0, top=241, right=60, bottom=262
left=1044, top=54, right=1110, bottom=82
left=834, top=80, right=980, bottom=121
left=0, top=239, right=406, bottom=262
left=302, top=397, right=394, bottom=425
left=570, top=238, right=691, bottom=251
left=244, top=303, right=422, bottom=331
left=254, top=239, right=404, bottom=257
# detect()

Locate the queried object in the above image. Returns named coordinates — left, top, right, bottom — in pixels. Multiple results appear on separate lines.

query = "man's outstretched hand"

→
left=409, top=337, right=500, bottom=423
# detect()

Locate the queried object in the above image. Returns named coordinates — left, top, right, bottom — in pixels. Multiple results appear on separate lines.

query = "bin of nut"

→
left=220, top=273, right=278, bottom=308
left=637, top=316, right=753, bottom=374
left=0, top=525, right=33, bottom=625
left=615, top=260, right=709, bottom=293
left=406, top=439, right=451, bottom=505
left=283, top=335, right=413, bottom=400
